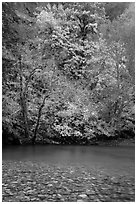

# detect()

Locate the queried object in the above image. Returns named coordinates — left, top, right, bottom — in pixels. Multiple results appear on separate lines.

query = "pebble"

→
left=53, top=180, right=58, bottom=184
left=78, top=194, right=88, bottom=199
left=31, top=198, right=37, bottom=201
left=128, top=191, right=135, bottom=195
left=38, top=194, right=46, bottom=199
left=86, top=189, right=95, bottom=195
left=94, top=198, right=101, bottom=201
left=11, top=181, right=18, bottom=184
left=2, top=161, right=135, bottom=202
left=77, top=199, right=84, bottom=202
left=23, top=196, right=30, bottom=201
left=2, top=183, right=8, bottom=186
left=24, top=186, right=31, bottom=190
left=57, top=194, right=62, bottom=198
left=47, top=184, right=53, bottom=187
left=26, top=190, right=35, bottom=195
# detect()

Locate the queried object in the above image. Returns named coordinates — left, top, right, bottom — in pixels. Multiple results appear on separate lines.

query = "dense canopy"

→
left=2, top=2, right=135, bottom=145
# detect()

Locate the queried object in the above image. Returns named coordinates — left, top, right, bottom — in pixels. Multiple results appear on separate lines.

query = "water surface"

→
left=3, top=145, right=135, bottom=177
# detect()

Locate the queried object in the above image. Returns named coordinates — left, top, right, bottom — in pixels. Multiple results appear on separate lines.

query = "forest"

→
left=2, top=2, right=135, bottom=145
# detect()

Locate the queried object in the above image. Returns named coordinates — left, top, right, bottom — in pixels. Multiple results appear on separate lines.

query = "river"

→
left=3, top=145, right=135, bottom=177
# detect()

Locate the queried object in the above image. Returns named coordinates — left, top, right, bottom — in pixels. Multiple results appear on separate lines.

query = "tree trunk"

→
left=19, top=56, right=29, bottom=138
left=32, top=95, right=47, bottom=144
left=20, top=94, right=29, bottom=138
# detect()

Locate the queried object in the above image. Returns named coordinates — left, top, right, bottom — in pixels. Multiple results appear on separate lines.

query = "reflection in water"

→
left=3, top=145, right=135, bottom=176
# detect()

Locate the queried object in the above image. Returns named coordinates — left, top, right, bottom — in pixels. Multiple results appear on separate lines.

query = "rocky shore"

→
left=2, top=161, right=135, bottom=202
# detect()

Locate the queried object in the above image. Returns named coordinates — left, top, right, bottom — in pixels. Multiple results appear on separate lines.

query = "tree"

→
left=2, top=2, right=44, bottom=140
left=2, top=2, right=135, bottom=145
left=103, top=3, right=135, bottom=81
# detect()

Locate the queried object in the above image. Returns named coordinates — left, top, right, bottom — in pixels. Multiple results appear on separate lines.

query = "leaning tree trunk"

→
left=32, top=95, right=47, bottom=144
left=20, top=93, right=29, bottom=138
left=19, top=56, right=29, bottom=138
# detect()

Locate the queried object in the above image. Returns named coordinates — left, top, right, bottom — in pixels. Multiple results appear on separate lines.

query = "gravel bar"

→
left=2, top=161, right=135, bottom=202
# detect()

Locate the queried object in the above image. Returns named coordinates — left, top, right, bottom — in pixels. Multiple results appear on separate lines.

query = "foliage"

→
left=102, top=3, right=135, bottom=81
left=2, top=2, right=135, bottom=145
left=104, top=2, right=130, bottom=21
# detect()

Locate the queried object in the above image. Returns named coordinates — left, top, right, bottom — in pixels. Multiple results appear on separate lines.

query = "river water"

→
left=3, top=145, right=135, bottom=177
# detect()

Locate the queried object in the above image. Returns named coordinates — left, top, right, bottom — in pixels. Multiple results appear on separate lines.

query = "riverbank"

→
left=96, top=138, right=135, bottom=147
left=2, top=130, right=135, bottom=147
left=2, top=161, right=135, bottom=202
left=3, top=136, right=135, bottom=148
